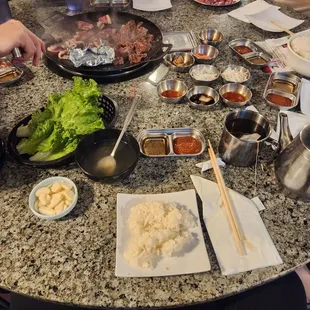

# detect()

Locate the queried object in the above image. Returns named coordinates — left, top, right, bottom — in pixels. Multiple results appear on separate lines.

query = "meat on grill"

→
left=48, top=15, right=154, bottom=66
left=76, top=21, right=94, bottom=31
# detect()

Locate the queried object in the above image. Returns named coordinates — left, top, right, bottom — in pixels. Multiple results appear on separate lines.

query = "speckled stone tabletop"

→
left=0, top=0, right=309, bottom=308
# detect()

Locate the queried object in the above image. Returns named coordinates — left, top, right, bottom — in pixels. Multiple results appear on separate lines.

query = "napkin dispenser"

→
left=0, top=0, right=22, bottom=58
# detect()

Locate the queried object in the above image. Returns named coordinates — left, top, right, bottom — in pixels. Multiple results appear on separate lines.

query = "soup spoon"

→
left=97, top=94, right=141, bottom=176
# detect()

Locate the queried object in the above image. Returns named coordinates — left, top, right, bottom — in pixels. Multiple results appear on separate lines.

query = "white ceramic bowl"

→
left=29, top=177, right=78, bottom=220
left=287, top=33, right=310, bottom=78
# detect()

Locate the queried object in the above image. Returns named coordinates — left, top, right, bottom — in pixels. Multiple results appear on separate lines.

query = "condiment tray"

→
left=263, top=72, right=301, bottom=110
left=137, top=128, right=206, bottom=157
left=229, top=39, right=273, bottom=68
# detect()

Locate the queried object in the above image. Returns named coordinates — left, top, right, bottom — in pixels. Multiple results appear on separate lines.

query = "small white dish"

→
left=29, top=177, right=78, bottom=220
left=115, top=189, right=211, bottom=277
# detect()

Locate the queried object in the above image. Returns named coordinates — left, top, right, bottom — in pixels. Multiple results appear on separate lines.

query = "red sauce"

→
left=222, top=92, right=246, bottom=102
left=194, top=53, right=211, bottom=60
left=161, top=90, right=183, bottom=98
left=234, top=45, right=253, bottom=55
left=173, top=136, right=202, bottom=155
left=266, top=93, right=292, bottom=107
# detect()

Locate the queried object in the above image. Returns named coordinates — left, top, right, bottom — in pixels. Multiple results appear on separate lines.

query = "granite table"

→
left=0, top=0, right=309, bottom=308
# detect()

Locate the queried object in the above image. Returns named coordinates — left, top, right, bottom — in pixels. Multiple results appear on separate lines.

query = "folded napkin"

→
left=191, top=175, right=283, bottom=275
left=228, top=0, right=279, bottom=23
left=133, top=0, right=172, bottom=11
left=245, top=6, right=304, bottom=32
left=301, top=78, right=310, bottom=116
left=276, top=111, right=310, bottom=138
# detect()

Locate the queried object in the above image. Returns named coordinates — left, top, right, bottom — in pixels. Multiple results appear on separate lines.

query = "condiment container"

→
left=263, top=72, right=301, bottom=110
left=187, top=85, right=220, bottom=110
left=137, top=128, right=206, bottom=157
left=189, top=64, right=220, bottom=85
left=29, top=177, right=78, bottom=220
left=220, top=65, right=250, bottom=84
left=0, top=66, right=23, bottom=86
left=199, top=28, right=224, bottom=47
left=191, top=45, right=219, bottom=64
left=229, top=39, right=272, bottom=68
left=219, top=83, right=252, bottom=108
left=157, top=79, right=188, bottom=104
left=219, top=110, right=272, bottom=166
left=163, top=52, right=195, bottom=73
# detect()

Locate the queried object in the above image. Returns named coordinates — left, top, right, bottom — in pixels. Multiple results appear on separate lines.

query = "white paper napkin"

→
left=276, top=111, right=310, bottom=138
left=228, top=0, right=279, bottom=23
left=133, top=0, right=172, bottom=11
left=245, top=6, right=304, bottom=32
left=196, top=158, right=226, bottom=173
left=301, top=78, right=310, bottom=116
left=191, top=175, right=283, bottom=275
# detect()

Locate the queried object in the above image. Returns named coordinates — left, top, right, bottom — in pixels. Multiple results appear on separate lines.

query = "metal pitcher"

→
left=218, top=110, right=272, bottom=167
left=275, top=113, right=310, bottom=201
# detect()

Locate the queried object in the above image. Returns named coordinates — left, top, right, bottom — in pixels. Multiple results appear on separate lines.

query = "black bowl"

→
left=7, top=95, right=118, bottom=169
left=75, top=129, right=140, bottom=183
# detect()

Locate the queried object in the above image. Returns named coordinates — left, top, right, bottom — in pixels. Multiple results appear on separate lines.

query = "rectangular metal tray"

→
left=137, top=128, right=206, bottom=157
left=0, top=58, right=23, bottom=86
left=89, top=0, right=131, bottom=7
left=263, top=72, right=301, bottom=110
left=229, top=39, right=273, bottom=68
left=162, top=32, right=198, bottom=52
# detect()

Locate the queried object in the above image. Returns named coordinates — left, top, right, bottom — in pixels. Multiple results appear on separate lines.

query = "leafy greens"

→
left=16, top=77, right=104, bottom=161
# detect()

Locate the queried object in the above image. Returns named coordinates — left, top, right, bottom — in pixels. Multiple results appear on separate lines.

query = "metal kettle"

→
left=275, top=112, right=310, bottom=201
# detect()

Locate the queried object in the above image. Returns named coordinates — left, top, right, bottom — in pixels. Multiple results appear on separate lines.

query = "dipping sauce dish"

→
left=263, top=72, right=301, bottom=110
left=137, top=128, right=206, bottom=157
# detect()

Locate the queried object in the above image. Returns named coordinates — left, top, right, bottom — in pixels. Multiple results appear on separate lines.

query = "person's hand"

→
left=0, top=19, right=46, bottom=66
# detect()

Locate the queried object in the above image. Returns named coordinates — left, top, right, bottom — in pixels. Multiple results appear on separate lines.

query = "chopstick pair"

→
left=271, top=21, right=294, bottom=36
left=208, top=140, right=246, bottom=256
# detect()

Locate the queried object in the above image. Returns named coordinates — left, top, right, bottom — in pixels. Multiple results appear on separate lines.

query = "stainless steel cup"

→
left=218, top=110, right=272, bottom=167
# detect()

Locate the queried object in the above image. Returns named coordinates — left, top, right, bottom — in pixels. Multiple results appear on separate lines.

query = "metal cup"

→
left=218, top=110, right=272, bottom=167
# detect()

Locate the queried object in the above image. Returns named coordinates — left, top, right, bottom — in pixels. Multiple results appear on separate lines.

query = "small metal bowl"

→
left=189, top=64, right=220, bottom=85
left=199, top=29, right=224, bottom=47
left=0, top=67, right=23, bottom=86
left=191, top=45, right=219, bottom=64
left=163, top=52, right=195, bottom=73
left=220, top=65, right=250, bottom=84
left=219, top=83, right=252, bottom=108
left=157, top=79, right=188, bottom=104
left=187, top=86, right=220, bottom=111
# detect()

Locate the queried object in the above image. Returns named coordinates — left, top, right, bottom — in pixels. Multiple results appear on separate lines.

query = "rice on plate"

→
left=124, top=201, right=196, bottom=269
left=291, top=36, right=310, bottom=61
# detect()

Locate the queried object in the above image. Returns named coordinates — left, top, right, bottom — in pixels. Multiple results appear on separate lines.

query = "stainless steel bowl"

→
left=191, top=45, right=219, bottom=64
left=157, top=79, right=188, bottom=104
left=220, top=65, right=250, bottom=84
left=163, top=52, right=195, bottom=73
left=219, top=83, right=252, bottom=108
left=187, top=85, right=220, bottom=110
left=189, top=64, right=220, bottom=85
left=199, top=29, right=224, bottom=47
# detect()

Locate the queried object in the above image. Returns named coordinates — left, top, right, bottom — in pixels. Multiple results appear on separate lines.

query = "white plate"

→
left=133, top=0, right=172, bottom=11
left=194, top=0, right=240, bottom=8
left=245, top=6, right=304, bottom=32
left=115, top=189, right=211, bottom=277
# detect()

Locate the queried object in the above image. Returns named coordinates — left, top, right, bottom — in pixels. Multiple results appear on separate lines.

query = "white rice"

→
left=291, top=36, right=310, bottom=61
left=124, top=201, right=196, bottom=269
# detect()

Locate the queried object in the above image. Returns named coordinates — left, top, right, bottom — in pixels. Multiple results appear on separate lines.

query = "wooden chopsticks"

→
left=271, top=21, right=294, bottom=36
left=208, top=140, right=246, bottom=256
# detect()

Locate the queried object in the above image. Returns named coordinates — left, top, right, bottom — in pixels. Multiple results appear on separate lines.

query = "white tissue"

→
left=191, top=175, right=283, bottom=275
left=196, top=158, right=226, bottom=173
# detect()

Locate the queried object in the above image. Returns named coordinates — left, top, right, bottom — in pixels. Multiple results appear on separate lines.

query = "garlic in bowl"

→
left=29, top=177, right=78, bottom=220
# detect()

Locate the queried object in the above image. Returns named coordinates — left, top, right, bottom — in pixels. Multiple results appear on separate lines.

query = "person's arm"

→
left=0, top=19, right=46, bottom=66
